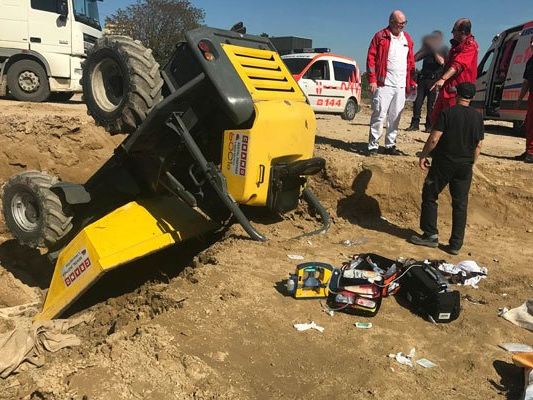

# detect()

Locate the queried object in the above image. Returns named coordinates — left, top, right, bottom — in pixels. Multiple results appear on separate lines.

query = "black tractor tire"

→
left=2, top=171, right=73, bottom=249
left=81, top=35, right=164, bottom=135
left=7, top=59, right=51, bottom=102
left=49, top=91, right=75, bottom=102
left=341, top=98, right=358, bottom=121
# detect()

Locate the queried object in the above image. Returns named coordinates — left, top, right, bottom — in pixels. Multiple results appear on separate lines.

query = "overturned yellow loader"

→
left=2, top=25, right=329, bottom=320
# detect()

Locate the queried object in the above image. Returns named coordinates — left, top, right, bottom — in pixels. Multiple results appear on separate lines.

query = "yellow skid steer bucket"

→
left=35, top=197, right=215, bottom=321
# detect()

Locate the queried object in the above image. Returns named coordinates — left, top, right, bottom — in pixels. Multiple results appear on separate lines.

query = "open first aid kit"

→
left=326, top=254, right=401, bottom=316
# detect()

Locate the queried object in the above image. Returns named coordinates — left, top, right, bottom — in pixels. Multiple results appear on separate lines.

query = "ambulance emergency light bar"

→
left=291, top=48, right=331, bottom=54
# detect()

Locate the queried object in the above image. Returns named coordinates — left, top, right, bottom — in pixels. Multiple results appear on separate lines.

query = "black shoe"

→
left=444, top=245, right=461, bottom=255
left=405, top=125, right=419, bottom=132
left=525, top=154, right=533, bottom=163
left=410, top=233, right=438, bottom=248
left=514, top=152, right=527, bottom=161
left=384, top=146, right=402, bottom=156
left=367, top=149, right=378, bottom=157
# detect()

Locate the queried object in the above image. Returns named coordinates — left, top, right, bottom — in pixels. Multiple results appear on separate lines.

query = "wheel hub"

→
left=91, top=59, right=124, bottom=112
left=11, top=192, right=40, bottom=232
left=18, top=71, right=40, bottom=93
left=346, top=102, right=355, bottom=115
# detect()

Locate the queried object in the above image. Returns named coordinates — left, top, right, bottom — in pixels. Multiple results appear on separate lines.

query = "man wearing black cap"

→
left=410, top=82, right=484, bottom=255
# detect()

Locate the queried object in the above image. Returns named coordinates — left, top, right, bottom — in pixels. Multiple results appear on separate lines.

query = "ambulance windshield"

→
left=283, top=58, right=311, bottom=75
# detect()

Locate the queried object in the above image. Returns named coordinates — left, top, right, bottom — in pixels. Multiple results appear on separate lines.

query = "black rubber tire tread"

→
left=7, top=59, right=50, bottom=102
left=341, top=98, right=358, bottom=121
left=81, top=35, right=163, bottom=135
left=1, top=171, right=73, bottom=249
left=49, top=92, right=75, bottom=102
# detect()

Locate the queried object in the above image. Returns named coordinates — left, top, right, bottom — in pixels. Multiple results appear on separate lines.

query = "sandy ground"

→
left=0, top=97, right=532, bottom=400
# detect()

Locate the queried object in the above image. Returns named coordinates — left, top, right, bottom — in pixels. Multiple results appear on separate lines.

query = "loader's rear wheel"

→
left=81, top=35, right=164, bottom=135
left=2, top=171, right=73, bottom=249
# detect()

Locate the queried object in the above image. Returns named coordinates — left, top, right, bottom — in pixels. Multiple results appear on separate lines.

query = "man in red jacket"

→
left=366, top=10, right=416, bottom=156
left=430, top=19, right=478, bottom=125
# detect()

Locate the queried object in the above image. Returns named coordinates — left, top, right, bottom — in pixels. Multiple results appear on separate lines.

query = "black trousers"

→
left=411, top=78, right=437, bottom=129
left=420, top=159, right=473, bottom=249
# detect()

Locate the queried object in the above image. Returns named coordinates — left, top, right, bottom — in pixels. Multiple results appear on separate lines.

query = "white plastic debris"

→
left=293, top=321, right=324, bottom=333
left=287, top=254, right=304, bottom=260
left=388, top=348, right=416, bottom=367
left=416, top=358, right=438, bottom=368
left=340, top=237, right=369, bottom=247
left=500, top=300, right=533, bottom=331
left=438, top=260, right=488, bottom=288
left=499, top=343, right=533, bottom=353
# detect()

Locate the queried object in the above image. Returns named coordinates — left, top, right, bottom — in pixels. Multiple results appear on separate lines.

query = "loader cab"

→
left=472, top=21, right=533, bottom=127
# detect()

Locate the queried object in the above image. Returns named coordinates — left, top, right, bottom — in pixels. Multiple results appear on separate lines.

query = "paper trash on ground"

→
left=293, top=321, right=325, bottom=333
left=500, top=300, right=533, bottom=331
left=416, top=358, right=438, bottom=368
left=499, top=343, right=533, bottom=353
left=388, top=348, right=416, bottom=367
left=287, top=254, right=304, bottom=260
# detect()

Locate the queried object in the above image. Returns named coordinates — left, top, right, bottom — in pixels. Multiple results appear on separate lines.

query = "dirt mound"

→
left=0, top=114, right=120, bottom=184
left=314, top=151, right=533, bottom=232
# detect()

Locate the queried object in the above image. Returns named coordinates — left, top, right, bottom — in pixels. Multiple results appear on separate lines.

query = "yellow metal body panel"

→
left=35, top=197, right=214, bottom=320
left=221, top=44, right=306, bottom=102
left=221, top=100, right=316, bottom=206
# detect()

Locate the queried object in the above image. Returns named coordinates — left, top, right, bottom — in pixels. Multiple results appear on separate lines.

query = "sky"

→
left=99, top=0, right=533, bottom=66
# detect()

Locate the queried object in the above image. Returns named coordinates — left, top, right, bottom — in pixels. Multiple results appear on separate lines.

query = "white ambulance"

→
left=472, top=20, right=533, bottom=130
left=282, top=50, right=362, bottom=120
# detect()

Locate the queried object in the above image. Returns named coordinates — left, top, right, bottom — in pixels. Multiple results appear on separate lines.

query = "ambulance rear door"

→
left=473, top=43, right=497, bottom=117
left=500, top=22, right=533, bottom=122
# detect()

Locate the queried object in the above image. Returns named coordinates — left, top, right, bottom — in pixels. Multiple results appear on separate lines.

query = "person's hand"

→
left=431, top=78, right=446, bottom=92
left=369, top=82, right=378, bottom=94
left=419, top=156, right=431, bottom=171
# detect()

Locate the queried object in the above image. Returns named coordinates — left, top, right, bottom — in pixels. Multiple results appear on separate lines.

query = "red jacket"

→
left=366, top=27, right=416, bottom=90
left=442, top=35, right=479, bottom=98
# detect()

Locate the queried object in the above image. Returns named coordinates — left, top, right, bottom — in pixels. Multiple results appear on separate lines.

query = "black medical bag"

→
left=399, top=262, right=461, bottom=323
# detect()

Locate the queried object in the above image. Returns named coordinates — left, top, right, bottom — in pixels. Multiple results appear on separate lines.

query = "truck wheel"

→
left=49, top=92, right=75, bottom=102
left=2, top=171, right=73, bottom=249
left=341, top=98, right=358, bottom=121
left=81, top=35, right=164, bottom=135
left=7, top=59, right=50, bottom=102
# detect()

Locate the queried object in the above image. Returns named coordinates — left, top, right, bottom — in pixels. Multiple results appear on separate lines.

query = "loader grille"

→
left=222, top=44, right=306, bottom=102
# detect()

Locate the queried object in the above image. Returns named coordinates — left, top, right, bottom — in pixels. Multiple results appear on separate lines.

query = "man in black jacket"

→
left=410, top=82, right=483, bottom=255
left=406, top=31, right=448, bottom=132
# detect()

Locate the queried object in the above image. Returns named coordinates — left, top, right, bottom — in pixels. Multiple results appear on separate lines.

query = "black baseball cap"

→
left=457, top=82, right=476, bottom=99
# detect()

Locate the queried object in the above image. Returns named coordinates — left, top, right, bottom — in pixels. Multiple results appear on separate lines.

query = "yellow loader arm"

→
left=35, top=197, right=215, bottom=320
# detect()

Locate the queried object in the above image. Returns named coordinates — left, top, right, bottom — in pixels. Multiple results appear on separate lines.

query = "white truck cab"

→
left=282, top=50, right=362, bottom=121
left=472, top=20, right=533, bottom=130
left=0, top=0, right=102, bottom=102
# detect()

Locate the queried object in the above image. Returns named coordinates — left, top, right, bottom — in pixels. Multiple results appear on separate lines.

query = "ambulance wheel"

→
left=341, top=98, right=358, bottom=121
left=81, top=35, right=164, bottom=135
left=7, top=59, right=50, bottom=102
left=2, top=171, right=73, bottom=249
